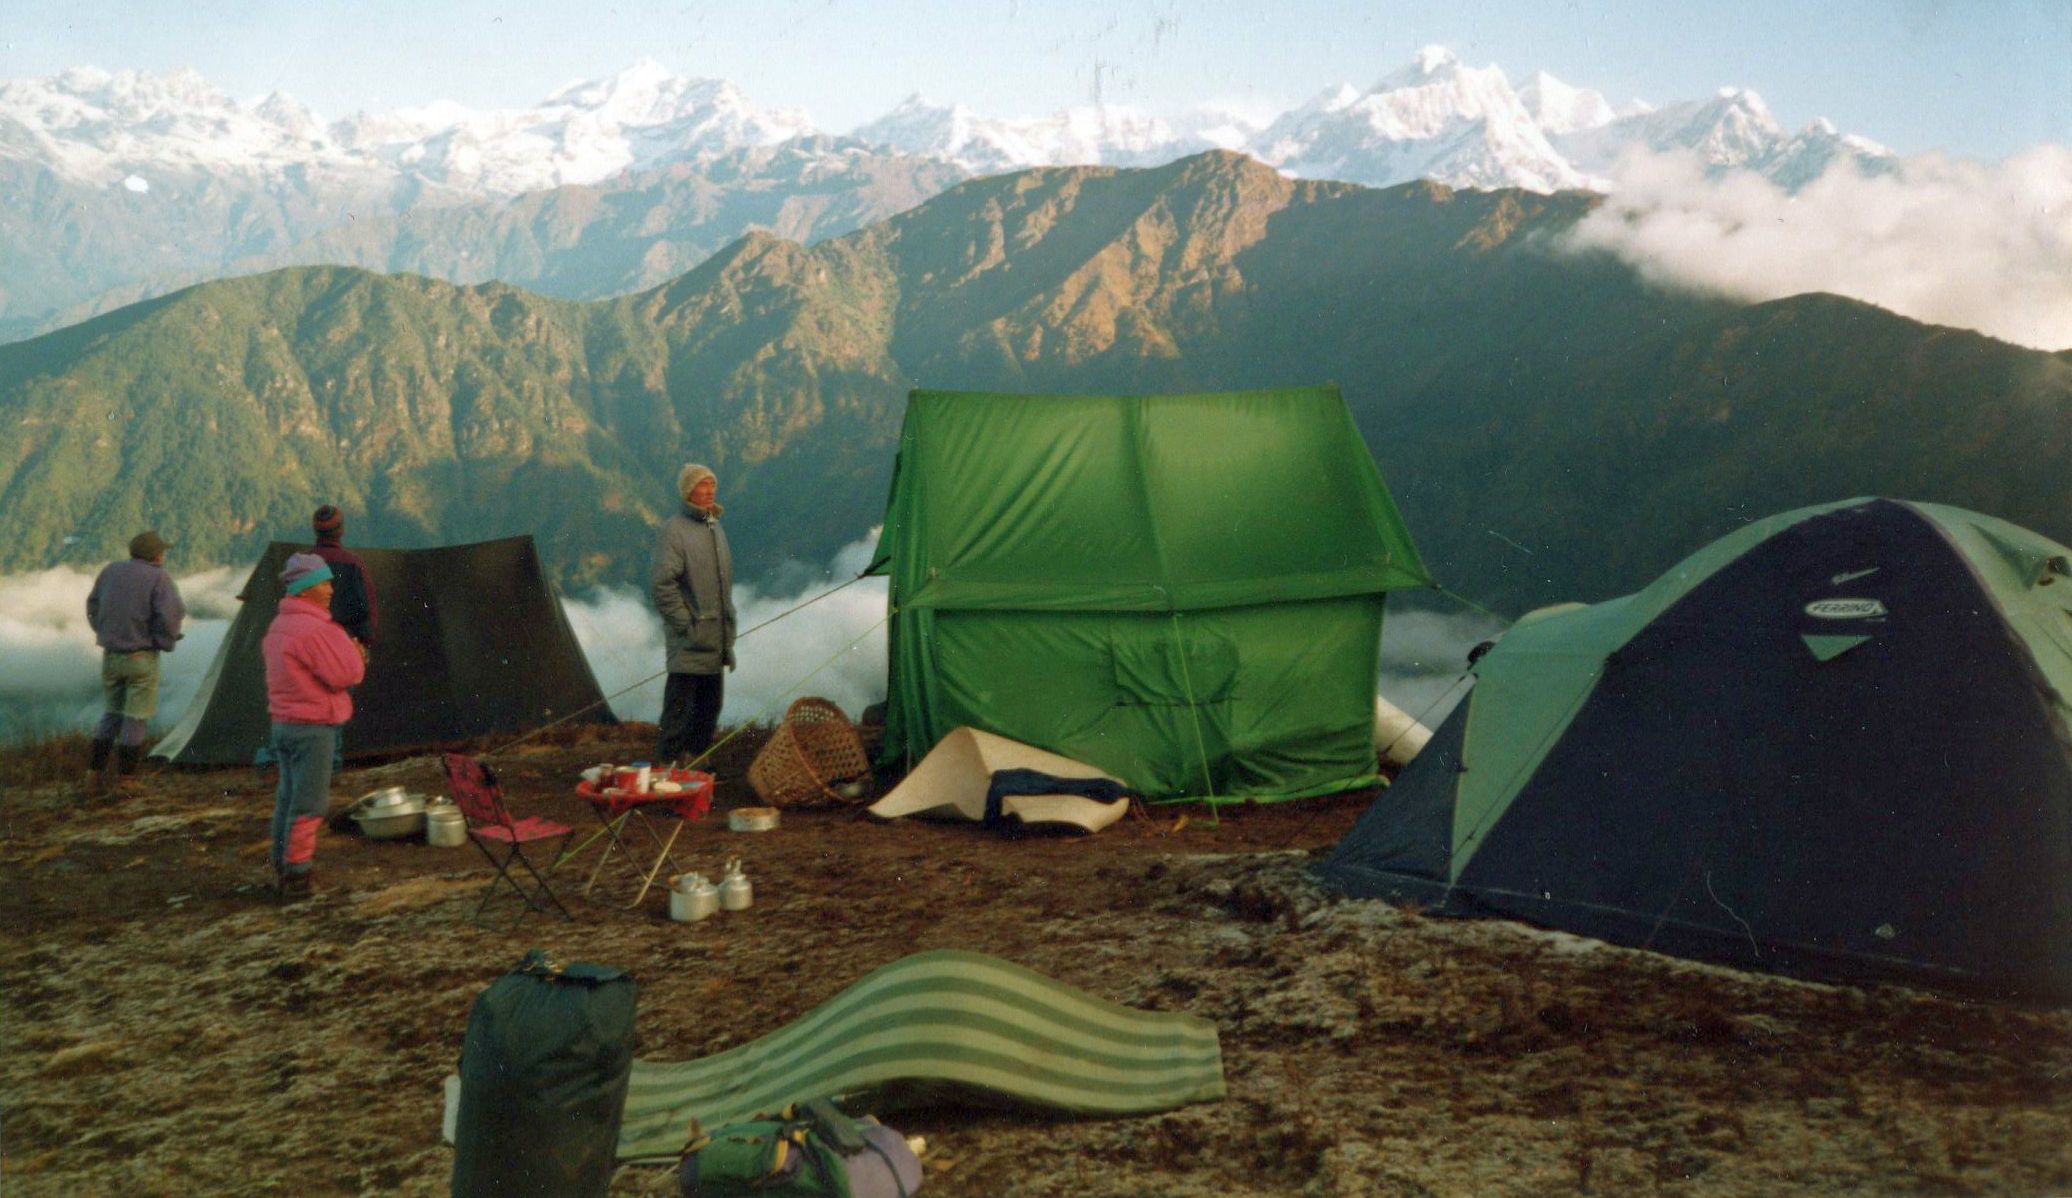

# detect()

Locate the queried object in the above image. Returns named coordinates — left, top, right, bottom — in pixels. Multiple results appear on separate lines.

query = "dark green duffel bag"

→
left=452, top=950, right=637, bottom=1197
left=680, top=1098, right=922, bottom=1198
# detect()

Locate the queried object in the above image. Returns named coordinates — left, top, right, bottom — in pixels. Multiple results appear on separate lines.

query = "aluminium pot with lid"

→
left=424, top=802, right=466, bottom=848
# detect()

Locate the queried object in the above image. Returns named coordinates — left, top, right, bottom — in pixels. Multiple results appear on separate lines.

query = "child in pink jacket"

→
left=263, top=553, right=366, bottom=898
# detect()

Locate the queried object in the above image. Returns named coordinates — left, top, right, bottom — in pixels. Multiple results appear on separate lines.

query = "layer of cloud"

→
left=0, top=546, right=892, bottom=745
left=1378, top=604, right=1507, bottom=731
left=1561, top=145, right=2072, bottom=352
left=561, top=534, right=891, bottom=729
left=0, top=566, right=245, bottom=739
left=2, top=538, right=1505, bottom=754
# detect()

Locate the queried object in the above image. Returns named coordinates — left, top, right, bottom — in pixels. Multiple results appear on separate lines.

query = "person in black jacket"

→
left=307, top=504, right=378, bottom=769
left=308, top=505, right=378, bottom=647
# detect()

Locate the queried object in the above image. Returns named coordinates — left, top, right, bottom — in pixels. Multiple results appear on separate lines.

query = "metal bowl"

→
left=353, top=793, right=427, bottom=839
left=354, top=785, right=413, bottom=812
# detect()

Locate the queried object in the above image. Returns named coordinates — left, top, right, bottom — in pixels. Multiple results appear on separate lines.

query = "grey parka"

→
left=649, top=504, right=736, bottom=674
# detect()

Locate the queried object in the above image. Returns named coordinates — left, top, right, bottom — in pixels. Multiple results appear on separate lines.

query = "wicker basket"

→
left=747, top=697, right=872, bottom=808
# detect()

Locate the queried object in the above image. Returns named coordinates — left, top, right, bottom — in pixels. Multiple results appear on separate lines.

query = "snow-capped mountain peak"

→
left=850, top=95, right=976, bottom=155
left=252, top=91, right=325, bottom=140
left=852, top=94, right=1180, bottom=172
left=1375, top=44, right=1463, bottom=91
left=829, top=46, right=1896, bottom=196
left=541, top=58, right=801, bottom=133
left=1298, top=83, right=1366, bottom=116
left=1668, top=88, right=1783, bottom=163
left=2, top=51, right=1903, bottom=204
left=10, top=66, right=234, bottom=131
left=0, top=50, right=1922, bottom=347
left=1518, top=70, right=1616, bottom=135
left=0, top=66, right=368, bottom=184
left=4, top=61, right=817, bottom=196
left=1246, top=47, right=1594, bottom=192
left=545, top=58, right=680, bottom=110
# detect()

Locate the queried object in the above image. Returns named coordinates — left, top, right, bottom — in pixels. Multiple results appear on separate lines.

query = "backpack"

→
left=680, top=1097, right=922, bottom=1198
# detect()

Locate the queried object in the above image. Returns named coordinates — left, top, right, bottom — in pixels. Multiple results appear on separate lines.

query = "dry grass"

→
left=2, top=726, right=2067, bottom=1197
left=0, top=733, right=96, bottom=789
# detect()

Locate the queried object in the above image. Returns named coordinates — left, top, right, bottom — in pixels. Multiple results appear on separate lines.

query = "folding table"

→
left=571, top=774, right=713, bottom=907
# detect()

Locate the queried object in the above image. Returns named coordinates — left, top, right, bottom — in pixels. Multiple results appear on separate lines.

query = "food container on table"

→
left=669, top=873, right=720, bottom=923
left=719, top=858, right=753, bottom=911
left=580, top=764, right=613, bottom=786
left=728, top=807, right=780, bottom=833
left=352, top=789, right=427, bottom=839
left=424, top=801, right=467, bottom=848
left=614, top=767, right=644, bottom=793
left=633, top=761, right=653, bottom=793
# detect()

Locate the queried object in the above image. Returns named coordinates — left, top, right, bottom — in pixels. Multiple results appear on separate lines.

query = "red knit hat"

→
left=312, top=504, right=345, bottom=535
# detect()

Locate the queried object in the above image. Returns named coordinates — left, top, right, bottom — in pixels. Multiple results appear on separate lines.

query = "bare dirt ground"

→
left=3, top=722, right=2070, bottom=1197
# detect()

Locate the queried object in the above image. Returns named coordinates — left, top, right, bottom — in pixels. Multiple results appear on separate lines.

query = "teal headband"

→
left=285, top=562, right=334, bottom=596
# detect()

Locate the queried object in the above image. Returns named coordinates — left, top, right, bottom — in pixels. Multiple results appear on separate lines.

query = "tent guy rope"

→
left=478, top=571, right=869, bottom=759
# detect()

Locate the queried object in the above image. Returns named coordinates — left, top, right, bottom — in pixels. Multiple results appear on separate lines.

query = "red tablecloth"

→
left=575, top=776, right=713, bottom=821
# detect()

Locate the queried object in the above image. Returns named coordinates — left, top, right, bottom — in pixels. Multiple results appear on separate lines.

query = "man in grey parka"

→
left=649, top=463, right=736, bottom=763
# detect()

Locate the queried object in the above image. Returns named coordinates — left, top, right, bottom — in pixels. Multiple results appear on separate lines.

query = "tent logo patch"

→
left=1805, top=598, right=1887, bottom=619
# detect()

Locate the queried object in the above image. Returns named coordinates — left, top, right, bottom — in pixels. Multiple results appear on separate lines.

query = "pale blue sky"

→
left=7, top=0, right=2067, bottom=159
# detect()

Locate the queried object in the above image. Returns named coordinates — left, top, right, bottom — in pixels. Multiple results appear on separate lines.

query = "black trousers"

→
left=658, top=672, right=724, bottom=764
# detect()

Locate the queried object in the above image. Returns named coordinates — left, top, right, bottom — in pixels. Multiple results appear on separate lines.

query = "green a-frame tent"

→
left=868, top=386, right=1432, bottom=802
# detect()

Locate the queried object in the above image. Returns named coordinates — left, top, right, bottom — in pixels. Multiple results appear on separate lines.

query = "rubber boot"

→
left=111, top=744, right=145, bottom=798
left=85, top=738, right=114, bottom=798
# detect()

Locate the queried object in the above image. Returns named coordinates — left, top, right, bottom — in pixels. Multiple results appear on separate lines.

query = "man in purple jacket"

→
left=84, top=530, right=185, bottom=797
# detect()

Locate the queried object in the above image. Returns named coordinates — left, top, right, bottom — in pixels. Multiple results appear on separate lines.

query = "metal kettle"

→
left=718, top=858, right=753, bottom=911
left=670, top=872, right=720, bottom=922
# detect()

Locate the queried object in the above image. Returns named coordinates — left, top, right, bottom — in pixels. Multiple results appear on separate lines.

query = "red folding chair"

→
left=442, top=753, right=574, bottom=927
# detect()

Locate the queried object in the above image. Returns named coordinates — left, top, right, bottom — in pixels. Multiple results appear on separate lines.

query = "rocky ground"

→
left=3, top=723, right=2069, bottom=1197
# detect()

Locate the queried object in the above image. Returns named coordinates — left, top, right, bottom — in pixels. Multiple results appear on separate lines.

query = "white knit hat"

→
left=677, top=463, right=717, bottom=503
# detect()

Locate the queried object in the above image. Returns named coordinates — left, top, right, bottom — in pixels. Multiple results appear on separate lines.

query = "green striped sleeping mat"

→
left=616, top=948, right=1225, bottom=1160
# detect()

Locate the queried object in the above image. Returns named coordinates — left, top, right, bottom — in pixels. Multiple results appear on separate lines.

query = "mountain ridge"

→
left=4, top=152, right=2064, bottom=616
left=2, top=50, right=1900, bottom=342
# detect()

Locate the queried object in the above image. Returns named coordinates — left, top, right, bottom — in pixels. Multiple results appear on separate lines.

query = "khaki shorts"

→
left=101, top=650, right=161, bottom=720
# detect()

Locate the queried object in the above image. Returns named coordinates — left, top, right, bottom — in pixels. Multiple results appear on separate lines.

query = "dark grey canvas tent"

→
left=153, top=536, right=615, bottom=765
left=1320, top=499, right=2072, bottom=1001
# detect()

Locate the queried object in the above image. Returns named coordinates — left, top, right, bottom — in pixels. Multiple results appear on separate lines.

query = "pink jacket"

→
left=262, top=595, right=365, bottom=724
